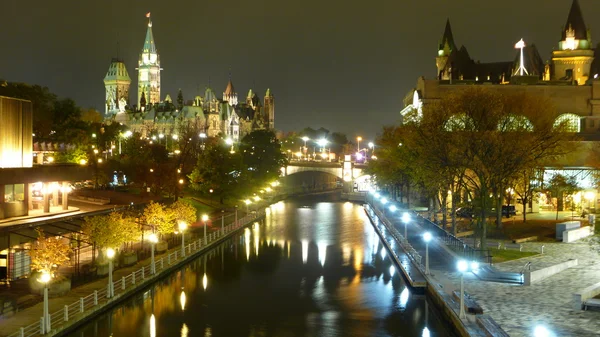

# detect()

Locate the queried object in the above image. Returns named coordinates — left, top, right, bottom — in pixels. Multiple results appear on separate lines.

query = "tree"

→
left=143, top=201, right=175, bottom=236
left=511, top=168, right=543, bottom=222
left=546, top=173, right=580, bottom=220
left=82, top=211, right=139, bottom=260
left=28, top=229, right=70, bottom=277
left=80, top=108, right=104, bottom=124
left=188, top=137, right=243, bottom=203
left=169, top=200, right=197, bottom=225
left=238, top=130, right=288, bottom=191
left=411, top=87, right=571, bottom=249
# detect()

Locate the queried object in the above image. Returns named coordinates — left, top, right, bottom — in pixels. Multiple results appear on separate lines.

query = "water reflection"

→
left=69, top=199, right=452, bottom=337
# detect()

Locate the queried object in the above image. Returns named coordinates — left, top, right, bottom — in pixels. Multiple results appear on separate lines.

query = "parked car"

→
left=455, top=207, right=474, bottom=218
left=501, top=205, right=517, bottom=218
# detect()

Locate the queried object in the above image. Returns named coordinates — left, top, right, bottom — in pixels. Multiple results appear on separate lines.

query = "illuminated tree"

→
left=83, top=211, right=140, bottom=260
left=29, top=228, right=70, bottom=277
left=143, top=201, right=175, bottom=236
left=169, top=200, right=197, bottom=225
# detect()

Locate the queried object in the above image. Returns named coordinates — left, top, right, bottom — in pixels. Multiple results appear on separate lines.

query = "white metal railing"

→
left=366, top=204, right=425, bottom=273
left=6, top=209, right=265, bottom=337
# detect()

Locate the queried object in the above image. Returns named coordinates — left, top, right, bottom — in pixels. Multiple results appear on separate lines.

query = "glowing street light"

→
left=457, top=260, right=469, bottom=319
left=107, top=248, right=116, bottom=298
left=402, top=212, right=411, bottom=240
left=244, top=199, right=252, bottom=213
left=38, top=271, right=52, bottom=333
left=423, top=232, right=432, bottom=275
left=178, top=221, right=188, bottom=257
left=356, top=136, right=362, bottom=151
left=381, top=197, right=388, bottom=205
left=148, top=233, right=158, bottom=274
left=202, top=214, right=209, bottom=245
left=317, top=139, right=328, bottom=152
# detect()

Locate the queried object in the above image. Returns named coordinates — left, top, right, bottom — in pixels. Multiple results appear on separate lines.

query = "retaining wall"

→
left=524, top=259, right=578, bottom=286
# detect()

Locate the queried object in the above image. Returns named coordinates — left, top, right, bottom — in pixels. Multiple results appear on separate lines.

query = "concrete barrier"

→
left=563, top=227, right=592, bottom=243
left=573, top=281, right=600, bottom=310
left=523, top=259, right=577, bottom=286
left=556, top=221, right=580, bottom=240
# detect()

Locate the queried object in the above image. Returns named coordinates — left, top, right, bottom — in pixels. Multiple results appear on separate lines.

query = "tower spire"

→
left=562, top=0, right=587, bottom=41
left=439, top=18, right=456, bottom=53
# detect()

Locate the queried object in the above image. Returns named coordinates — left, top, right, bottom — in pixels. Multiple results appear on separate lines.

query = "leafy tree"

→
left=55, top=146, right=89, bottom=164
left=169, top=200, right=197, bottom=225
left=510, top=168, right=543, bottom=222
left=239, top=130, right=288, bottom=191
left=188, top=137, right=243, bottom=203
left=143, top=201, right=175, bottom=236
left=546, top=173, right=580, bottom=219
left=80, top=108, right=104, bottom=124
left=82, top=211, right=139, bottom=260
left=28, top=229, right=70, bottom=277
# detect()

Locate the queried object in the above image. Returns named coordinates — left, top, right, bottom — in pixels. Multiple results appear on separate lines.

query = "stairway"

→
left=472, top=265, right=524, bottom=285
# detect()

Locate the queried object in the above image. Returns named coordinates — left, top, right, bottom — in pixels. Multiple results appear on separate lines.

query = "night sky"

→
left=1, top=0, right=598, bottom=139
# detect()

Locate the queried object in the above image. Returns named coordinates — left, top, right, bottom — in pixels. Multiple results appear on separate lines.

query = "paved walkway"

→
left=374, top=202, right=600, bottom=337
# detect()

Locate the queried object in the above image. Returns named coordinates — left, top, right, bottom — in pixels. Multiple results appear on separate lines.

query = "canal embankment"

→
left=1, top=209, right=267, bottom=337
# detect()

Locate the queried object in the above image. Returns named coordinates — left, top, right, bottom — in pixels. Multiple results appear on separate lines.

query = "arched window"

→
left=444, top=114, right=474, bottom=131
left=554, top=113, right=580, bottom=132
left=498, top=114, right=534, bottom=131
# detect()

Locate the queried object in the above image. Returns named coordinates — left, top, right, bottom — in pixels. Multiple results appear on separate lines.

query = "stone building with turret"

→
left=402, top=0, right=600, bottom=212
left=103, top=14, right=275, bottom=140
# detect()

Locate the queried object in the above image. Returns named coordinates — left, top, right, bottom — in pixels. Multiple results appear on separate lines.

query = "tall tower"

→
left=436, top=19, right=456, bottom=80
left=551, top=0, right=594, bottom=84
left=103, top=58, right=131, bottom=115
left=264, top=88, right=274, bottom=129
left=137, top=13, right=161, bottom=108
left=223, top=78, right=238, bottom=106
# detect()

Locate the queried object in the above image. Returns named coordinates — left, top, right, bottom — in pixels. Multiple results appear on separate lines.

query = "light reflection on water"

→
left=68, top=199, right=452, bottom=337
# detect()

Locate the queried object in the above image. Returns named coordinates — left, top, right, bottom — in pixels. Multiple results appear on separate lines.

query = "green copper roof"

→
left=104, top=58, right=131, bottom=82
left=142, top=20, right=157, bottom=54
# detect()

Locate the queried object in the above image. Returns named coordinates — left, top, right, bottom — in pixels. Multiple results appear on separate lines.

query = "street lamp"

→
left=38, top=271, right=51, bottom=333
left=107, top=248, right=115, bottom=298
left=402, top=212, right=411, bottom=240
left=148, top=233, right=158, bottom=274
left=423, top=232, right=432, bottom=275
left=317, top=139, right=328, bottom=153
left=457, top=260, right=469, bottom=319
left=244, top=199, right=252, bottom=213
left=202, top=214, right=209, bottom=245
left=356, top=136, right=362, bottom=152
left=178, top=221, right=188, bottom=257
left=301, top=137, right=309, bottom=160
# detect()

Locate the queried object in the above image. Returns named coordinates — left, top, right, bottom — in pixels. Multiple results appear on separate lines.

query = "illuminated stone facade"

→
left=104, top=15, right=275, bottom=140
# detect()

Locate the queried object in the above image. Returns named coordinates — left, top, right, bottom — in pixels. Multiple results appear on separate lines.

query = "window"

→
left=554, top=114, right=581, bottom=132
left=4, top=184, right=24, bottom=203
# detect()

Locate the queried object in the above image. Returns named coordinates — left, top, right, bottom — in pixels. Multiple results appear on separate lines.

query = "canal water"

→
left=67, top=197, right=452, bottom=337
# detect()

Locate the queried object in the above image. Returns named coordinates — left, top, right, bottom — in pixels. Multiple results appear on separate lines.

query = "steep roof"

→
left=439, top=19, right=457, bottom=52
left=224, top=79, right=235, bottom=95
left=142, top=20, right=157, bottom=54
left=512, top=44, right=545, bottom=77
left=104, top=58, right=131, bottom=82
left=562, top=0, right=587, bottom=40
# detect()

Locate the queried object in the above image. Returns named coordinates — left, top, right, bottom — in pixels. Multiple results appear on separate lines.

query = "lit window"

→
left=444, top=114, right=474, bottom=131
left=554, top=113, right=581, bottom=132
left=498, top=115, right=534, bottom=131
left=4, top=184, right=25, bottom=203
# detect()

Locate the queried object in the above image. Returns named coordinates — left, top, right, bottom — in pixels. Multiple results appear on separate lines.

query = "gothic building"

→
left=103, top=14, right=275, bottom=141
left=402, top=0, right=600, bottom=210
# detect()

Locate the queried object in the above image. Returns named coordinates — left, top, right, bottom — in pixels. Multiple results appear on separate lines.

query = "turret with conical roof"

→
left=552, top=0, right=594, bottom=84
left=104, top=58, right=131, bottom=115
left=223, top=77, right=238, bottom=106
left=137, top=13, right=162, bottom=108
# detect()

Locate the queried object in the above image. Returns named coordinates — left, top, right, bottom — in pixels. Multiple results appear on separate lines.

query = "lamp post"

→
left=202, top=214, right=209, bottom=245
left=119, top=130, right=132, bottom=155
left=39, top=271, right=51, bottom=333
left=107, top=248, right=115, bottom=298
left=178, top=221, right=187, bottom=256
left=148, top=233, right=158, bottom=274
left=235, top=205, right=238, bottom=226
left=356, top=136, right=362, bottom=152
left=456, top=260, right=478, bottom=319
left=402, top=212, right=411, bottom=240
left=244, top=199, right=252, bottom=213
left=423, top=232, right=432, bottom=275
left=221, top=209, right=225, bottom=235
left=317, top=139, right=328, bottom=154
left=302, top=137, right=309, bottom=160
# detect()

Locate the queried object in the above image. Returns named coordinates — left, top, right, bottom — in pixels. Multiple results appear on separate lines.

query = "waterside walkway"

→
left=0, top=210, right=266, bottom=337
